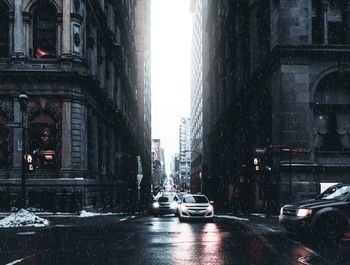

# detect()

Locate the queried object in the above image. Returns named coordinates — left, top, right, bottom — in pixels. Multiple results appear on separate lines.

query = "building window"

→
left=29, top=114, right=57, bottom=170
left=312, top=0, right=323, bottom=44
left=0, top=115, right=9, bottom=169
left=314, top=73, right=350, bottom=151
left=312, top=0, right=347, bottom=45
left=32, top=2, right=57, bottom=58
left=0, top=2, right=9, bottom=57
left=328, top=0, right=346, bottom=44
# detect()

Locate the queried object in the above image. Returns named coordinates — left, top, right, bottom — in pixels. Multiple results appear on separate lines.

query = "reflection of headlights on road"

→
left=207, top=204, right=213, bottom=212
left=170, top=202, right=178, bottom=209
left=153, top=202, right=160, bottom=208
left=180, top=204, right=187, bottom=212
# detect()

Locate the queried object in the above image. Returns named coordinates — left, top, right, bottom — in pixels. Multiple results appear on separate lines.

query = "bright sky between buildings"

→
left=151, top=0, right=192, bottom=175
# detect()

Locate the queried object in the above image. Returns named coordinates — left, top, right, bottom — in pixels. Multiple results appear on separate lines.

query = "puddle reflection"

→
left=173, top=222, right=224, bottom=265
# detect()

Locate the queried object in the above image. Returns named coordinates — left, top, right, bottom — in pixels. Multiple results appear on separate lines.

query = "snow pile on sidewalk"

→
left=0, top=209, right=50, bottom=228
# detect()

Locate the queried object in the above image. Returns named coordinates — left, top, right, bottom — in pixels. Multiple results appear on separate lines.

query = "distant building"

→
left=170, top=153, right=180, bottom=188
left=189, top=0, right=207, bottom=193
left=160, top=147, right=167, bottom=184
left=151, top=139, right=161, bottom=189
left=179, top=117, right=191, bottom=189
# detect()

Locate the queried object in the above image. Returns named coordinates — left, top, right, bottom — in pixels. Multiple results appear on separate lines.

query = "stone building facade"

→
left=135, top=0, right=152, bottom=203
left=203, top=0, right=350, bottom=212
left=0, top=0, right=149, bottom=212
left=189, top=0, right=208, bottom=193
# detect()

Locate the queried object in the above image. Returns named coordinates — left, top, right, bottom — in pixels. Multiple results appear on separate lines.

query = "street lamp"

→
left=18, top=91, right=29, bottom=209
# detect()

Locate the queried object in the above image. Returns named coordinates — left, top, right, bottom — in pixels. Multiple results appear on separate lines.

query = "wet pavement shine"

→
left=1, top=215, right=349, bottom=265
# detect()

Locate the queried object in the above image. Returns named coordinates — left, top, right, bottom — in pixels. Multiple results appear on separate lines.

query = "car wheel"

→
left=316, top=214, right=345, bottom=241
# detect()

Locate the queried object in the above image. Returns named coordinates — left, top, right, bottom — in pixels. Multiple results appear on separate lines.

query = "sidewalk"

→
left=0, top=211, right=138, bottom=265
left=0, top=210, right=136, bottom=232
left=215, top=212, right=285, bottom=234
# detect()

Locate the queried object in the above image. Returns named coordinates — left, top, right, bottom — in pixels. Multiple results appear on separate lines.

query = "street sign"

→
left=1, top=122, right=21, bottom=128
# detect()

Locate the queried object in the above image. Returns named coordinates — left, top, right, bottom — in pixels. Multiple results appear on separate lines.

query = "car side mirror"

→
left=210, top=201, right=214, bottom=204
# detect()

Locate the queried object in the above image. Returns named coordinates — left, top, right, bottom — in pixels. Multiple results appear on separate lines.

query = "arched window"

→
left=32, top=2, right=57, bottom=58
left=314, top=72, right=350, bottom=151
left=0, top=115, right=9, bottom=169
left=0, top=2, right=9, bottom=57
left=29, top=114, right=57, bottom=170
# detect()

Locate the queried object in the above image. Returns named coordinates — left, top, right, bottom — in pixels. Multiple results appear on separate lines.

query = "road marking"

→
left=6, top=258, right=24, bottom=265
left=256, top=224, right=277, bottom=232
left=5, top=251, right=47, bottom=265
left=215, top=215, right=249, bottom=221
left=16, top=231, right=36, bottom=236
left=119, top=215, right=136, bottom=222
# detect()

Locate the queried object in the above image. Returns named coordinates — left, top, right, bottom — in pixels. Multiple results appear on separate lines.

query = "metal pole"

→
left=21, top=113, right=26, bottom=208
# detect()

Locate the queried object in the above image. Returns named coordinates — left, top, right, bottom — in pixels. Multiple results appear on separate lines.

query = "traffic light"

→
left=26, top=154, right=34, bottom=171
left=253, top=157, right=260, bottom=171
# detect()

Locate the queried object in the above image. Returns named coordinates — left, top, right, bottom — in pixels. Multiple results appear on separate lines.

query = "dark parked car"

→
left=279, top=184, right=350, bottom=240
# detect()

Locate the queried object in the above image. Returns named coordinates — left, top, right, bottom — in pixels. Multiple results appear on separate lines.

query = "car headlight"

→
left=180, top=204, right=187, bottom=212
left=170, top=202, right=178, bottom=209
left=153, top=202, right=160, bottom=208
left=280, top=207, right=284, bottom=215
left=207, top=204, right=213, bottom=212
left=296, top=208, right=312, bottom=217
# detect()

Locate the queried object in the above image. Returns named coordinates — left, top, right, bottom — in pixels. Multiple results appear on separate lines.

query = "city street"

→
left=1, top=214, right=349, bottom=265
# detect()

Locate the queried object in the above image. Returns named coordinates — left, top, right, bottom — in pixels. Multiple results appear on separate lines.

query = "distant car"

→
left=178, top=194, right=214, bottom=221
left=279, top=184, right=350, bottom=240
left=176, top=192, right=187, bottom=201
left=152, top=193, right=179, bottom=216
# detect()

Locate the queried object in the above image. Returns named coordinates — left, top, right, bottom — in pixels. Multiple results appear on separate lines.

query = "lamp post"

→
left=18, top=91, right=29, bottom=209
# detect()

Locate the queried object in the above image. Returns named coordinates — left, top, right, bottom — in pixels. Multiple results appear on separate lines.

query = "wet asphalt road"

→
left=1, top=215, right=350, bottom=265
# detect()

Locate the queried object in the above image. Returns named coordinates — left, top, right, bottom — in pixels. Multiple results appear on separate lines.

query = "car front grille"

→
left=186, top=206, right=209, bottom=216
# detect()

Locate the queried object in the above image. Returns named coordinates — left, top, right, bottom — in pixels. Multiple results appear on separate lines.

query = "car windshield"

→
left=158, top=196, right=171, bottom=202
left=322, top=186, right=350, bottom=200
left=183, top=195, right=208, bottom=203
